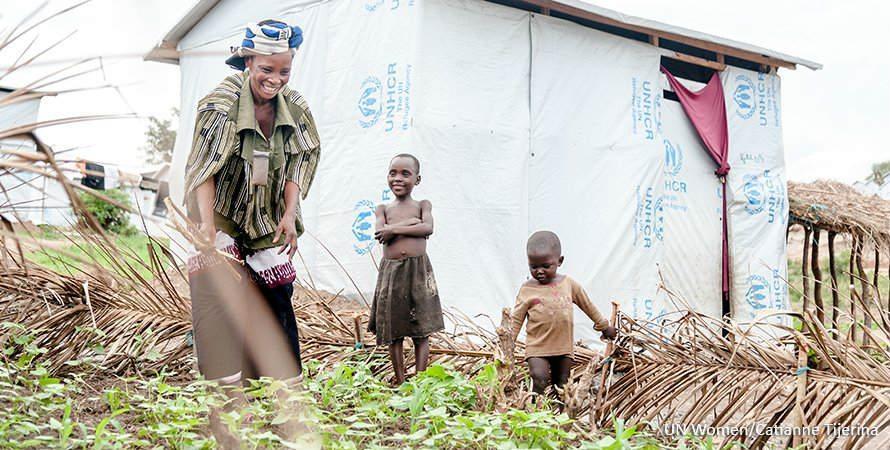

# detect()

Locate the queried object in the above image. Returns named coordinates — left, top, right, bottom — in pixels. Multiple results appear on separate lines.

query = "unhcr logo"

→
left=358, top=77, right=383, bottom=128
left=357, top=63, right=412, bottom=132
left=364, top=0, right=413, bottom=12
left=352, top=200, right=376, bottom=255
left=762, top=169, right=786, bottom=225
left=772, top=269, right=787, bottom=310
left=733, top=75, right=756, bottom=120
left=653, top=196, right=665, bottom=241
left=631, top=77, right=661, bottom=140
left=633, top=186, right=665, bottom=249
left=745, top=274, right=771, bottom=311
left=743, top=174, right=765, bottom=215
left=364, top=0, right=384, bottom=11
left=663, top=139, right=684, bottom=176
left=743, top=170, right=785, bottom=222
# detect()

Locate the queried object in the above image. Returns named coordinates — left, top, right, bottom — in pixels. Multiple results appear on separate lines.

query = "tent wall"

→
left=169, top=0, right=789, bottom=344
left=658, top=90, right=724, bottom=318
left=529, top=14, right=666, bottom=338
left=723, top=67, right=790, bottom=324
left=0, top=93, right=76, bottom=226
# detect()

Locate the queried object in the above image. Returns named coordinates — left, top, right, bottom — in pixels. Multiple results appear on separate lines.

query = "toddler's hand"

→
left=601, top=326, right=617, bottom=340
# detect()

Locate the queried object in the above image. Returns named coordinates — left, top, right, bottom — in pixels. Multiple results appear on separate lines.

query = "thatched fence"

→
left=788, top=180, right=890, bottom=343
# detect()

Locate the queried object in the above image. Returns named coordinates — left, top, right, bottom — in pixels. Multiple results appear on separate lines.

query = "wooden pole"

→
left=875, top=246, right=889, bottom=331
left=873, top=246, right=882, bottom=311
left=352, top=315, right=364, bottom=349
left=811, top=228, right=824, bottom=325
left=495, top=308, right=516, bottom=406
left=849, top=235, right=859, bottom=342
left=801, top=226, right=812, bottom=315
left=792, top=338, right=809, bottom=448
left=496, top=308, right=515, bottom=373
left=855, top=238, right=872, bottom=346
left=592, top=301, right=619, bottom=430
left=827, top=232, right=840, bottom=333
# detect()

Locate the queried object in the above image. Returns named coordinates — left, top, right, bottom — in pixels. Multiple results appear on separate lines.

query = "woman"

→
left=183, top=19, right=320, bottom=385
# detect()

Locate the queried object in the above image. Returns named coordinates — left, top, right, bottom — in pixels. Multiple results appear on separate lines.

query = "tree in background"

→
left=868, top=160, right=890, bottom=186
left=143, top=108, right=178, bottom=165
left=78, top=189, right=135, bottom=235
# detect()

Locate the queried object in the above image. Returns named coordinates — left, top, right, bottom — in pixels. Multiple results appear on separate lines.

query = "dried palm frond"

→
left=585, top=302, right=890, bottom=450
left=3, top=149, right=890, bottom=449
left=1, top=6, right=888, bottom=449
left=789, top=179, right=890, bottom=247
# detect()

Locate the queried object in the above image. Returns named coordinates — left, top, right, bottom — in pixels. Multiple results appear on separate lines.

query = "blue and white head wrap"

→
left=226, top=20, right=304, bottom=71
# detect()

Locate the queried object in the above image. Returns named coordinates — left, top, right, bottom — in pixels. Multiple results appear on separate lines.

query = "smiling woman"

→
left=182, top=19, right=321, bottom=387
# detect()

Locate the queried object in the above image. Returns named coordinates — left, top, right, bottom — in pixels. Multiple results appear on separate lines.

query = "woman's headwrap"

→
left=225, top=20, right=303, bottom=71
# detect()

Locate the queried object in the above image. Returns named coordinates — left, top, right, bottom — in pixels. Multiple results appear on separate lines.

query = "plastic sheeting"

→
left=0, top=93, right=76, bottom=226
left=722, top=67, right=791, bottom=325
left=167, top=0, right=789, bottom=346
left=658, top=97, right=723, bottom=318
left=529, top=14, right=664, bottom=342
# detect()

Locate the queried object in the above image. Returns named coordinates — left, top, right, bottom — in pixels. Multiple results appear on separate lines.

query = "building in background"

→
left=147, top=0, right=820, bottom=342
left=1, top=86, right=169, bottom=229
left=0, top=86, right=75, bottom=226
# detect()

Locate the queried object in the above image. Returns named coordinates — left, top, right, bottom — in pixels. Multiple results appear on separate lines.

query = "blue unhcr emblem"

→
left=733, top=75, right=756, bottom=120
left=653, top=196, right=665, bottom=241
left=633, top=186, right=665, bottom=248
left=745, top=274, right=771, bottom=311
left=352, top=200, right=376, bottom=255
left=663, top=139, right=683, bottom=176
left=743, top=174, right=765, bottom=215
left=358, top=77, right=383, bottom=128
left=364, top=0, right=384, bottom=12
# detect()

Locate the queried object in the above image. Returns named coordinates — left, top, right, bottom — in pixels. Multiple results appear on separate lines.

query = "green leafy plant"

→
left=78, top=189, right=136, bottom=235
left=0, top=333, right=728, bottom=449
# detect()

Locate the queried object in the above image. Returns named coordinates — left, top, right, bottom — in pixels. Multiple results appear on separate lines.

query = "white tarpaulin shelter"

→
left=854, top=180, right=890, bottom=200
left=0, top=88, right=77, bottom=226
left=148, top=0, right=820, bottom=345
left=0, top=88, right=165, bottom=230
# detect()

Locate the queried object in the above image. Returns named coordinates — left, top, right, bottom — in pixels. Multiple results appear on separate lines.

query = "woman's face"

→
left=245, top=52, right=293, bottom=101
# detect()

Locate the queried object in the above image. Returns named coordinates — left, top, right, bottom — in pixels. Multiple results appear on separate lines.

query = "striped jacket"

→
left=184, top=72, right=320, bottom=249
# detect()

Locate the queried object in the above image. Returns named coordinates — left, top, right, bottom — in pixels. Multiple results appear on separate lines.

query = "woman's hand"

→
left=601, top=326, right=618, bottom=340
left=198, top=222, right=217, bottom=252
left=274, top=214, right=299, bottom=258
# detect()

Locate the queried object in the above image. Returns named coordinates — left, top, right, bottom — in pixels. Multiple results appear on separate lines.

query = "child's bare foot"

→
left=209, top=407, right=240, bottom=450
left=390, top=374, right=407, bottom=388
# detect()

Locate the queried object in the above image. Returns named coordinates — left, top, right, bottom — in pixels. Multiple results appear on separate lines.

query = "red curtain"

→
left=660, top=66, right=732, bottom=310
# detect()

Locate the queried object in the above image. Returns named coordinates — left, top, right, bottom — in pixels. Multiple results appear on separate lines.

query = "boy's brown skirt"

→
left=368, top=254, right=445, bottom=345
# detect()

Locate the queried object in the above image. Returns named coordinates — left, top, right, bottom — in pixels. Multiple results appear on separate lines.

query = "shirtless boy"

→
left=367, top=154, right=445, bottom=384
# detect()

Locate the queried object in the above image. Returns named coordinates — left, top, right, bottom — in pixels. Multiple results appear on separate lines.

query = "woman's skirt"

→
left=188, top=232, right=302, bottom=383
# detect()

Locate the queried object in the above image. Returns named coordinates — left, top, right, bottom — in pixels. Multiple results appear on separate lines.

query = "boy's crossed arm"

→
left=374, top=201, right=434, bottom=243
